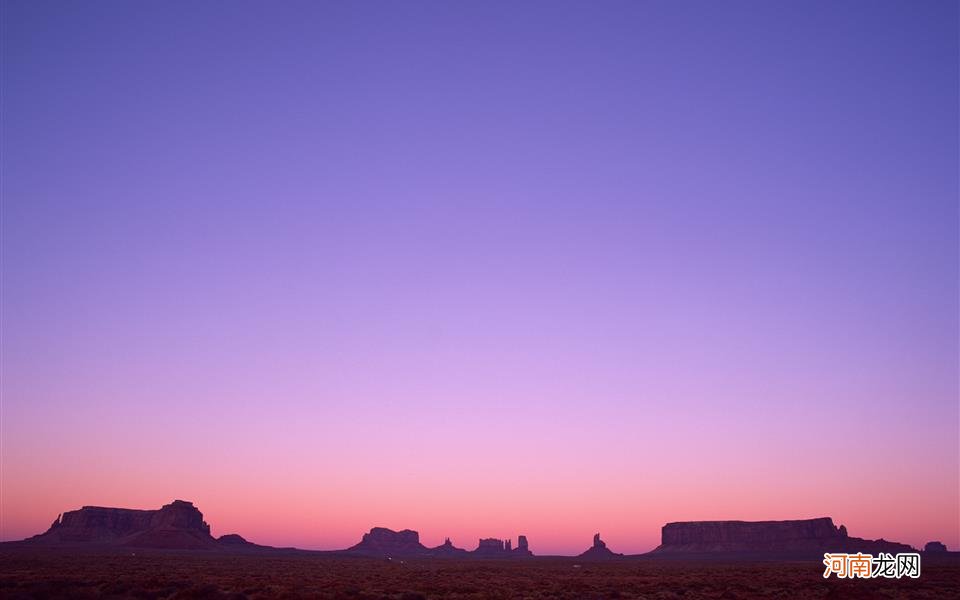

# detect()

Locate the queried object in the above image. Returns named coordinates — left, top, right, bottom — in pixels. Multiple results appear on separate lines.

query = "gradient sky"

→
left=1, top=1, right=957, bottom=555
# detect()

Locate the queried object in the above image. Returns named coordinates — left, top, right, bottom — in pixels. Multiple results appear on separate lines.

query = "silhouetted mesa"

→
left=347, top=527, right=430, bottom=557
left=579, top=532, right=623, bottom=559
left=925, top=541, right=947, bottom=552
left=652, top=518, right=913, bottom=556
left=471, top=535, right=532, bottom=557
left=475, top=538, right=506, bottom=556
left=29, top=500, right=246, bottom=550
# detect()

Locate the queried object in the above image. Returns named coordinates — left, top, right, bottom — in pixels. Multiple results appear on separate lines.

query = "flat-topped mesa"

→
left=475, top=537, right=506, bottom=555
left=653, top=518, right=913, bottom=556
left=661, top=517, right=843, bottom=546
left=33, top=500, right=219, bottom=549
left=579, top=532, right=622, bottom=559
left=471, top=535, right=533, bottom=557
left=348, top=527, right=429, bottom=557
left=44, top=507, right=156, bottom=542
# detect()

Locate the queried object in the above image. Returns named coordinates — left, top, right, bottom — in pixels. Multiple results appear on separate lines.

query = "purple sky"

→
left=2, top=1, right=958, bottom=554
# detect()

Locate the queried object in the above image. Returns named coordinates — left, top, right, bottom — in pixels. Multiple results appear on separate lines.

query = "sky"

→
left=1, top=1, right=957, bottom=555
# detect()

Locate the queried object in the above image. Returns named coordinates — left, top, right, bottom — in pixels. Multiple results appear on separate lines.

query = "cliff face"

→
left=34, top=500, right=220, bottom=550
left=653, top=518, right=913, bottom=555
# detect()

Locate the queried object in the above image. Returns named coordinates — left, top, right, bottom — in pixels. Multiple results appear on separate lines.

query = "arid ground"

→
left=1, top=548, right=958, bottom=599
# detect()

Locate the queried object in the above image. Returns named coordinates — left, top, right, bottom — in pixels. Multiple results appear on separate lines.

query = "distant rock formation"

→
left=474, top=537, right=506, bottom=555
left=430, top=537, right=469, bottom=557
left=471, top=535, right=532, bottom=557
left=217, top=534, right=251, bottom=546
left=652, top=518, right=913, bottom=556
left=579, top=532, right=622, bottom=559
left=924, top=541, right=947, bottom=552
left=347, top=527, right=430, bottom=557
left=30, top=500, right=221, bottom=550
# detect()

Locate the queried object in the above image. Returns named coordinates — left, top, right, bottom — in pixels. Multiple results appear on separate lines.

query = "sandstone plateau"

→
left=652, top=518, right=914, bottom=556
left=347, top=527, right=430, bottom=557
left=28, top=500, right=254, bottom=551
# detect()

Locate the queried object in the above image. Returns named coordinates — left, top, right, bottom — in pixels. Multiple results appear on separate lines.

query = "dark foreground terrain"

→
left=1, top=548, right=958, bottom=599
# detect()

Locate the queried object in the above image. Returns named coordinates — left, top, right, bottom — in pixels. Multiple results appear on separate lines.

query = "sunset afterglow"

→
left=2, top=1, right=957, bottom=557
